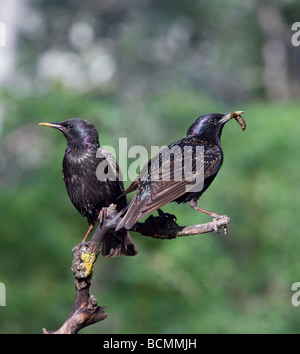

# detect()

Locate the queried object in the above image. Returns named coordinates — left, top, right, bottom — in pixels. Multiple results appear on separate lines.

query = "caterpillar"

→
left=231, top=111, right=246, bottom=131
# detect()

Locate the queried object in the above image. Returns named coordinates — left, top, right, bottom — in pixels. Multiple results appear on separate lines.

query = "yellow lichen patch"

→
left=81, top=252, right=97, bottom=277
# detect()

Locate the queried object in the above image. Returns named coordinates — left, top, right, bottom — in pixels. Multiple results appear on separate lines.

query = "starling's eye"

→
left=68, top=123, right=75, bottom=130
left=209, top=118, right=215, bottom=123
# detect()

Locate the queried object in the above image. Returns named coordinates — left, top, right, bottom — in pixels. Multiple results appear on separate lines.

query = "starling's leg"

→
left=190, top=199, right=222, bottom=232
left=72, top=224, right=94, bottom=253
left=82, top=224, right=94, bottom=243
left=97, top=208, right=106, bottom=227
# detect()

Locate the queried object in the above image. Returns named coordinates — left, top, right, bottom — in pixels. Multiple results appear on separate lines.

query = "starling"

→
left=116, top=111, right=244, bottom=232
left=39, top=118, right=138, bottom=257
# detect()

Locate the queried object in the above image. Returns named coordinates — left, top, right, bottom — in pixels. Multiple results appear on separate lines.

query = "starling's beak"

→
left=39, top=122, right=63, bottom=130
left=231, top=111, right=244, bottom=117
left=220, top=110, right=244, bottom=124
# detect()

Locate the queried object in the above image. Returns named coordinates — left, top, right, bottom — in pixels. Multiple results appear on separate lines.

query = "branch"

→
left=42, top=213, right=113, bottom=334
left=131, top=213, right=230, bottom=239
left=43, top=205, right=230, bottom=334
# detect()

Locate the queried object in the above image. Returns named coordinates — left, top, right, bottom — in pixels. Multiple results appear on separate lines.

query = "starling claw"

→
left=72, top=241, right=88, bottom=254
left=211, top=214, right=231, bottom=234
left=211, top=213, right=222, bottom=233
left=71, top=224, right=94, bottom=254
left=190, top=201, right=227, bottom=232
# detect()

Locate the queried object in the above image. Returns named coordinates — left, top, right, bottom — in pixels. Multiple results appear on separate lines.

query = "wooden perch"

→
left=132, top=212, right=230, bottom=239
left=42, top=219, right=110, bottom=334
left=43, top=205, right=230, bottom=334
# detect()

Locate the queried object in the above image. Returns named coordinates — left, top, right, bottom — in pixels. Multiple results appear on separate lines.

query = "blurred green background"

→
left=0, top=0, right=300, bottom=334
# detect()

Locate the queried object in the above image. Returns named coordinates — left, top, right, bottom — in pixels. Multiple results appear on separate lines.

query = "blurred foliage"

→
left=0, top=0, right=300, bottom=334
left=0, top=87, right=299, bottom=333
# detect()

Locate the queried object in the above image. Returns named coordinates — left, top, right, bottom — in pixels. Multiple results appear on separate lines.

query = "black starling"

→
left=116, top=111, right=244, bottom=232
left=39, top=118, right=138, bottom=257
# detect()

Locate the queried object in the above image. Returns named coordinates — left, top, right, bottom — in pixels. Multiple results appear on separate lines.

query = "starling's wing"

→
left=133, top=145, right=222, bottom=214
left=120, top=141, right=195, bottom=197
left=99, top=148, right=124, bottom=190
left=119, top=157, right=153, bottom=198
left=97, top=148, right=139, bottom=256
left=118, top=179, right=139, bottom=196
left=116, top=143, right=222, bottom=230
left=98, top=147, right=128, bottom=209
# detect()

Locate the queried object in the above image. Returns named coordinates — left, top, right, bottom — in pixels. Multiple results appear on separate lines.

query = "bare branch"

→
left=43, top=204, right=230, bottom=334
left=132, top=213, right=230, bottom=239
left=43, top=212, right=113, bottom=334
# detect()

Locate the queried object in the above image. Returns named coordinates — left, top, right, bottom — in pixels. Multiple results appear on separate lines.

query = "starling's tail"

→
left=101, top=229, right=138, bottom=258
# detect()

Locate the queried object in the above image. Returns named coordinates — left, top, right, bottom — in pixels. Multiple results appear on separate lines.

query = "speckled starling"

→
left=116, top=111, right=245, bottom=231
left=39, top=118, right=138, bottom=257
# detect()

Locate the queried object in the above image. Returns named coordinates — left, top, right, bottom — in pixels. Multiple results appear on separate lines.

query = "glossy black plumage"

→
left=116, top=112, right=242, bottom=231
left=39, top=118, right=138, bottom=257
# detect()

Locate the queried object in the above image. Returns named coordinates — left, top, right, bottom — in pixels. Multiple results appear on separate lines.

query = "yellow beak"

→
left=230, top=111, right=244, bottom=118
left=39, top=122, right=62, bottom=129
